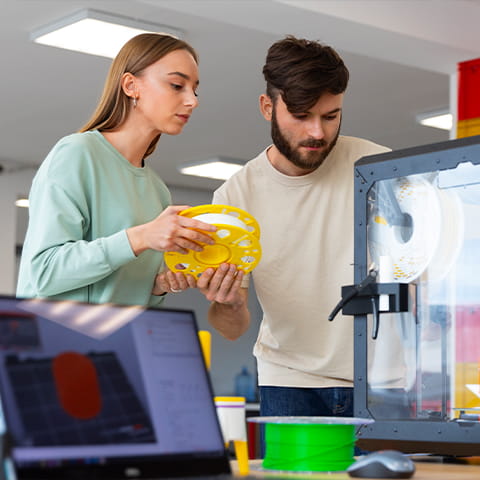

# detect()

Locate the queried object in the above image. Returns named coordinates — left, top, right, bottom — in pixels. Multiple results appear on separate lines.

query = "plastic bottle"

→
left=234, top=366, right=256, bottom=402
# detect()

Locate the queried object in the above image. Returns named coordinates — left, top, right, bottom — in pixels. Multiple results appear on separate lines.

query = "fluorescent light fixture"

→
left=416, top=109, right=452, bottom=131
left=15, top=198, right=29, bottom=208
left=178, top=157, right=245, bottom=181
left=30, top=9, right=183, bottom=58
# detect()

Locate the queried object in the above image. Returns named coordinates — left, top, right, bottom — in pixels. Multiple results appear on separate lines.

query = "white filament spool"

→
left=368, top=176, right=441, bottom=282
left=427, top=187, right=464, bottom=281
left=192, top=213, right=248, bottom=230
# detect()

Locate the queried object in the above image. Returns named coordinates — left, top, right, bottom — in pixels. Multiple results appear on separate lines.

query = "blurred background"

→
left=1, top=0, right=479, bottom=395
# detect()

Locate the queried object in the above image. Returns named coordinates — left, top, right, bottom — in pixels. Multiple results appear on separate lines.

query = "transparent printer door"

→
left=366, top=166, right=480, bottom=422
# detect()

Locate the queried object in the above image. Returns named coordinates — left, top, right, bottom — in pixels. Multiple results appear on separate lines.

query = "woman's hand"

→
left=153, top=269, right=197, bottom=295
left=127, top=205, right=217, bottom=256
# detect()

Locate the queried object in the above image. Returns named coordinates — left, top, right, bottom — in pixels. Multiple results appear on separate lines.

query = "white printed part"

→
left=379, top=255, right=394, bottom=282
left=192, top=213, right=248, bottom=230
left=378, top=255, right=393, bottom=311
left=379, top=295, right=390, bottom=312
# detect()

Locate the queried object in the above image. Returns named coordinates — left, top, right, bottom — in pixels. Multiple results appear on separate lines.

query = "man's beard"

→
left=271, top=108, right=340, bottom=171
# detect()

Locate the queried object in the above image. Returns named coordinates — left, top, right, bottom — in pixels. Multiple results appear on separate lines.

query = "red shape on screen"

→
left=52, top=352, right=102, bottom=419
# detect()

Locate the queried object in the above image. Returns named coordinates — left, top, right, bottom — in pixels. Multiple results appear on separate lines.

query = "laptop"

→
left=0, top=295, right=235, bottom=479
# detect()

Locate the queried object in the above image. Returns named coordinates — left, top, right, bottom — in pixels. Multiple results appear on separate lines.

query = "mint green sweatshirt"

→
left=17, top=130, right=171, bottom=307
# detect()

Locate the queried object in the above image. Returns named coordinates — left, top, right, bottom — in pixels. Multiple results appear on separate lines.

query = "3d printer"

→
left=336, top=134, right=480, bottom=456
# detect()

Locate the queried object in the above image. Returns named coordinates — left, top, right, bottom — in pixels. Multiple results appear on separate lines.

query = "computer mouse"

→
left=347, top=450, right=416, bottom=478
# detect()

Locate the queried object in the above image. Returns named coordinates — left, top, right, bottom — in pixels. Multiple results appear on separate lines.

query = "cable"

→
left=328, top=267, right=378, bottom=322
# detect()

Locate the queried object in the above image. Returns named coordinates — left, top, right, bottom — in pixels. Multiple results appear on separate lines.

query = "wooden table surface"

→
left=232, top=458, right=480, bottom=480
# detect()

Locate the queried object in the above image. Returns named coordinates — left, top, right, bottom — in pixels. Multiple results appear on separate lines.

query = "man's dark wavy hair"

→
left=262, top=35, right=349, bottom=113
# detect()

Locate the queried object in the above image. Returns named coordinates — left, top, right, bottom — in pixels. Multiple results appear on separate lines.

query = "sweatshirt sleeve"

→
left=21, top=141, right=136, bottom=297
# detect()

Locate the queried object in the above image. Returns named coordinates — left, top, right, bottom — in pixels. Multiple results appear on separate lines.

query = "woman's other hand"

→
left=152, top=269, right=197, bottom=295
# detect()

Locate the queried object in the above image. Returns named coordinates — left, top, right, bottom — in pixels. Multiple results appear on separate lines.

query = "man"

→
left=198, top=36, right=390, bottom=418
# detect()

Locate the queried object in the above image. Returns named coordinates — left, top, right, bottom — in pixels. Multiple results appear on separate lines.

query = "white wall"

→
left=0, top=168, right=35, bottom=295
left=1, top=175, right=262, bottom=397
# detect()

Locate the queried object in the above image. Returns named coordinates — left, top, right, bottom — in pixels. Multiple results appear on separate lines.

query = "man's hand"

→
left=199, top=263, right=251, bottom=340
left=197, top=263, right=245, bottom=306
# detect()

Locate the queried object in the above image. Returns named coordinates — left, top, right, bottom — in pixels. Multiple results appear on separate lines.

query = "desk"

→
left=231, top=459, right=480, bottom=480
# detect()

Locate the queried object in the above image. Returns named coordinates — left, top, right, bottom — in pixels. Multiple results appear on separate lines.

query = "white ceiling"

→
left=2, top=0, right=480, bottom=191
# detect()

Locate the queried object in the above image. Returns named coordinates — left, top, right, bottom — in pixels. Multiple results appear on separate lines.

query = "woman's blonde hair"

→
left=79, top=33, right=198, bottom=159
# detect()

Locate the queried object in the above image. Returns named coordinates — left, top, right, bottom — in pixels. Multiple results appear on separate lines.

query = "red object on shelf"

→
left=457, top=58, right=480, bottom=138
left=247, top=421, right=257, bottom=459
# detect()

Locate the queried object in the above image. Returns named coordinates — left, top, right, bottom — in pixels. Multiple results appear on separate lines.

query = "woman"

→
left=17, top=33, right=218, bottom=306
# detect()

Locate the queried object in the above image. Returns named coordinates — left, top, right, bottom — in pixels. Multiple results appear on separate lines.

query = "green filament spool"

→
left=264, top=422, right=354, bottom=472
left=248, top=416, right=374, bottom=473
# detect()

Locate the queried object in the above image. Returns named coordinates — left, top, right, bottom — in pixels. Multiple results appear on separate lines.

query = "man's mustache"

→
left=299, top=139, right=327, bottom=148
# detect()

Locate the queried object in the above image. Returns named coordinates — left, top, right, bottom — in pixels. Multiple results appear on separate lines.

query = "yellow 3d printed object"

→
left=164, top=204, right=261, bottom=276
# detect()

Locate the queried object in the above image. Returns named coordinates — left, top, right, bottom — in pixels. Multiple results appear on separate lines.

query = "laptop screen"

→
left=0, top=296, right=228, bottom=479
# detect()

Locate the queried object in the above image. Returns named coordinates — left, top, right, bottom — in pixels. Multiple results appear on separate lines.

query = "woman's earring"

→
left=133, top=96, right=137, bottom=108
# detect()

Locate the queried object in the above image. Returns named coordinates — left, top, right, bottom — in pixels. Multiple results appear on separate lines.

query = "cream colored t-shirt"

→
left=213, top=136, right=390, bottom=388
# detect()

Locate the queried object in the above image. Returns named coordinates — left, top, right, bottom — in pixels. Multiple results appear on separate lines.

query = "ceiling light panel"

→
left=178, top=158, right=245, bottom=181
left=30, top=9, right=183, bottom=58
left=416, top=109, right=452, bottom=131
